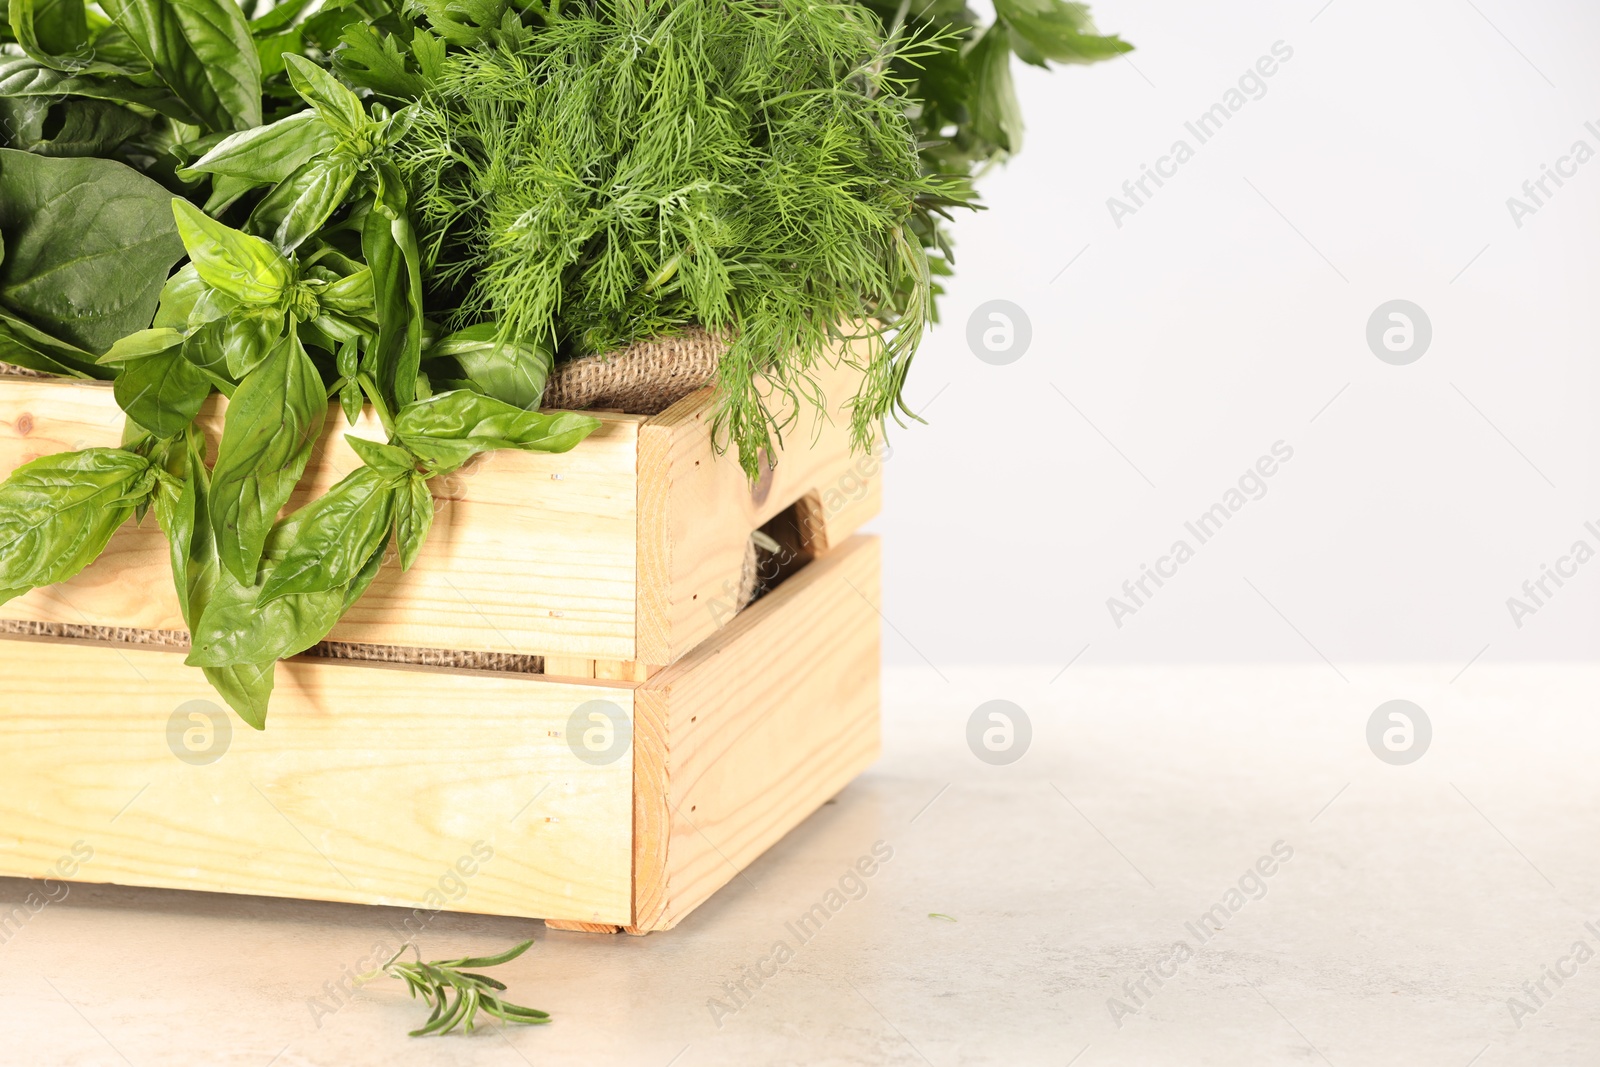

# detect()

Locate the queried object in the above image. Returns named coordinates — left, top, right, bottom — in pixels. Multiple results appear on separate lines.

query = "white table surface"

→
left=2, top=664, right=1595, bottom=1066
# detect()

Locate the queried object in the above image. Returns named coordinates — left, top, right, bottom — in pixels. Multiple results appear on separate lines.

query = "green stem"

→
left=358, top=373, right=397, bottom=438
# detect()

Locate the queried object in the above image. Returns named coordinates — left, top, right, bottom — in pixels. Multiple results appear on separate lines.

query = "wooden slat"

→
left=635, top=355, right=884, bottom=665
left=0, top=381, right=644, bottom=659
left=629, top=534, right=881, bottom=931
left=0, top=637, right=635, bottom=924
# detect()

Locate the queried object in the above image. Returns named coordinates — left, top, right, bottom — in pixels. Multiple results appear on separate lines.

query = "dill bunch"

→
left=399, top=0, right=956, bottom=475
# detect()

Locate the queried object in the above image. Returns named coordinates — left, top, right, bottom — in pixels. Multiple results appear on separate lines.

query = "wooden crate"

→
left=0, top=360, right=883, bottom=671
left=0, top=535, right=881, bottom=931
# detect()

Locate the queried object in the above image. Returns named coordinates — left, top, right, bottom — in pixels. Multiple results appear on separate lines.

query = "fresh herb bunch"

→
left=0, top=0, right=603, bottom=728
left=365, top=939, right=550, bottom=1037
left=398, top=0, right=958, bottom=474
left=0, top=0, right=1128, bottom=728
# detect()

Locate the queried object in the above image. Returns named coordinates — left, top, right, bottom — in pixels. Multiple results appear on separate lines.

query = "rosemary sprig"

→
left=363, top=940, right=550, bottom=1037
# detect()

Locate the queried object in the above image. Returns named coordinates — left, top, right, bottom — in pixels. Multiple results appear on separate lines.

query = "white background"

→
left=875, top=0, right=1600, bottom=672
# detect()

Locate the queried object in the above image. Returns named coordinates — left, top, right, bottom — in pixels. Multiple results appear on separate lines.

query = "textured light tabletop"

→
left=1, top=664, right=1594, bottom=1066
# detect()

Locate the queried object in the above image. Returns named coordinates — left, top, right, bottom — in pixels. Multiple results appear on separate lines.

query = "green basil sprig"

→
left=0, top=448, right=158, bottom=606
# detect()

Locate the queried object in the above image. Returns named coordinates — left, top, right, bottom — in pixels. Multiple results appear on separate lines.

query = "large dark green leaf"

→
left=0, top=56, right=196, bottom=125
left=0, top=447, right=154, bottom=604
left=257, top=464, right=395, bottom=604
left=21, top=99, right=148, bottom=158
left=99, top=0, right=261, bottom=132
left=0, top=149, right=184, bottom=353
left=394, top=390, right=600, bottom=472
left=209, top=328, right=326, bottom=583
left=0, top=308, right=106, bottom=377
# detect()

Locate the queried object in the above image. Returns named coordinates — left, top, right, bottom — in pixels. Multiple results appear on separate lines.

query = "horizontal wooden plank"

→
left=0, top=637, right=635, bottom=924
left=0, top=380, right=644, bottom=659
left=631, top=534, right=881, bottom=931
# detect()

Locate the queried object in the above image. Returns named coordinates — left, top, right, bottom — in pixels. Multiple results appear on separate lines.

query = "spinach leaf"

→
left=429, top=323, right=551, bottom=410
left=257, top=463, right=394, bottom=604
left=0, top=149, right=185, bottom=353
left=0, top=447, right=154, bottom=605
left=172, top=198, right=293, bottom=306
left=99, top=0, right=261, bottom=132
left=0, top=307, right=106, bottom=377
left=21, top=99, right=148, bottom=158
left=0, top=56, right=195, bottom=123
left=394, top=390, right=600, bottom=472
left=209, top=327, right=326, bottom=583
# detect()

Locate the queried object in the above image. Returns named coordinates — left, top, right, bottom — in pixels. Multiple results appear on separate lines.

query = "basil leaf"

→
left=99, top=326, right=186, bottom=364
left=362, top=185, right=422, bottom=409
left=179, top=110, right=340, bottom=185
left=151, top=264, right=213, bottom=331
left=99, top=0, right=261, bottom=132
left=0, top=150, right=185, bottom=353
left=114, top=344, right=211, bottom=439
left=0, top=447, right=154, bottom=603
left=0, top=58, right=198, bottom=127
left=345, top=433, right=415, bottom=478
left=186, top=513, right=388, bottom=668
left=220, top=308, right=283, bottom=379
left=394, top=390, right=600, bottom=472
left=209, top=328, right=326, bottom=583
left=257, top=464, right=394, bottom=605
left=20, top=0, right=87, bottom=55
left=153, top=430, right=276, bottom=728
left=246, top=157, right=358, bottom=253
left=0, top=308, right=105, bottom=378
left=317, top=267, right=373, bottom=318
left=172, top=198, right=292, bottom=306
left=429, top=323, right=551, bottom=410
left=392, top=470, right=432, bottom=572
left=282, top=53, right=365, bottom=139
left=339, top=376, right=363, bottom=425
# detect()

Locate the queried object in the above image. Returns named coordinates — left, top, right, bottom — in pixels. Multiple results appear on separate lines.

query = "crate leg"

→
left=545, top=919, right=623, bottom=934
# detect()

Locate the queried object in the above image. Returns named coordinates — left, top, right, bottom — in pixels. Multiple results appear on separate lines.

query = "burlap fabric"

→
left=0, top=333, right=760, bottom=674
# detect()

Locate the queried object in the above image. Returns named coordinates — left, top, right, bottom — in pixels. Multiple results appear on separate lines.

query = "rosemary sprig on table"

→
left=363, top=940, right=549, bottom=1037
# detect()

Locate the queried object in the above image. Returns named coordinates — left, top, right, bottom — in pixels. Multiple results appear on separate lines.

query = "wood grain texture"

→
left=630, top=535, right=881, bottom=932
left=0, top=380, right=645, bottom=658
left=635, top=354, right=884, bottom=665
left=0, top=636, right=635, bottom=924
